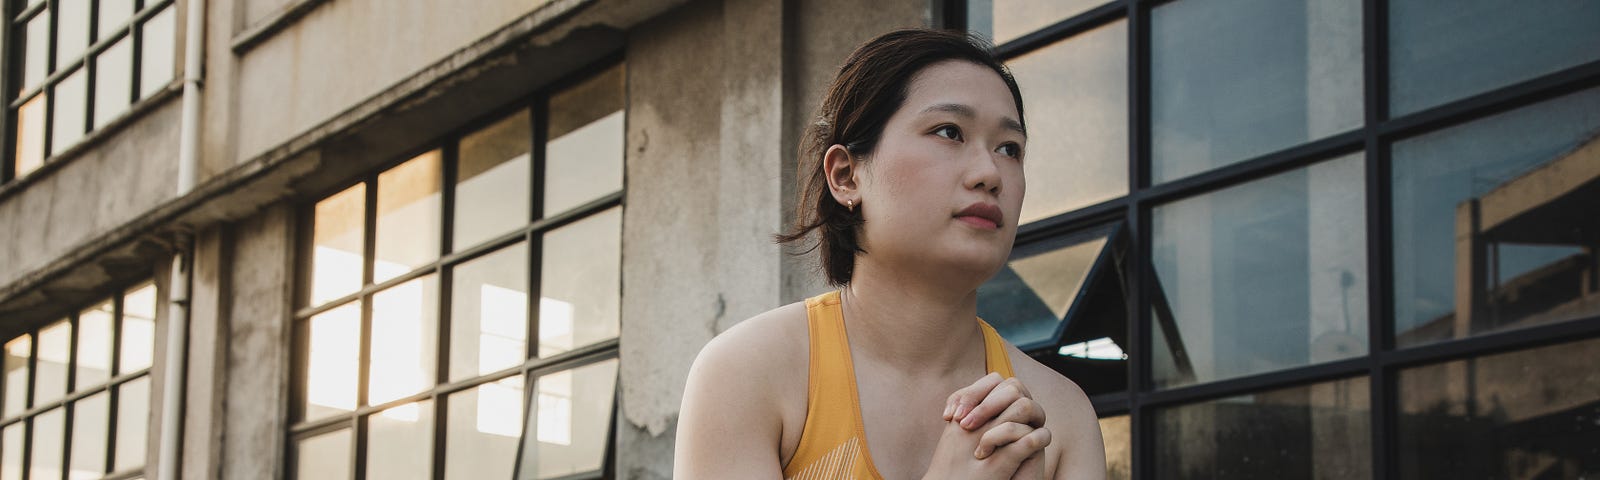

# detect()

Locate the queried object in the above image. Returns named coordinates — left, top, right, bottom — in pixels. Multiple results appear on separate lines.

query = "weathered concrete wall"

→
left=616, top=0, right=931, bottom=477
left=219, top=204, right=295, bottom=480
left=230, top=0, right=555, bottom=163
left=182, top=226, right=229, bottom=480
left=0, top=99, right=181, bottom=290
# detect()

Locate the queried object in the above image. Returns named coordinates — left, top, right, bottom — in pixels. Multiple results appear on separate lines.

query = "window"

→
left=4, top=0, right=177, bottom=183
left=965, top=0, right=1600, bottom=478
left=291, top=63, right=624, bottom=480
left=0, top=281, right=158, bottom=480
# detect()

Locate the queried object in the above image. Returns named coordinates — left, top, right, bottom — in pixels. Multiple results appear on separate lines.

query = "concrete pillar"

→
left=181, top=226, right=229, bottom=480
left=220, top=203, right=296, bottom=480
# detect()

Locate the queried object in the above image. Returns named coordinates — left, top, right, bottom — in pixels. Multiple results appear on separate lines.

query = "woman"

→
left=675, top=29, right=1106, bottom=479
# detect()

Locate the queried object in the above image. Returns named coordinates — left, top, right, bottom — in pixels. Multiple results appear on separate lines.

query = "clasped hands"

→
left=922, top=372, right=1051, bottom=480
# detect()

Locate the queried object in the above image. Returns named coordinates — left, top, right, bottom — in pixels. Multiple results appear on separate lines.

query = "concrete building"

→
left=0, top=0, right=1595, bottom=479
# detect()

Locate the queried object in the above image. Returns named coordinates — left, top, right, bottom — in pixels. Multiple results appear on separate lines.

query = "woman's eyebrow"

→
left=921, top=103, right=1026, bottom=138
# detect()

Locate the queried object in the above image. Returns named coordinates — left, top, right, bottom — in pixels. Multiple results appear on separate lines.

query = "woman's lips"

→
left=955, top=202, right=1003, bottom=230
left=957, top=215, right=999, bottom=229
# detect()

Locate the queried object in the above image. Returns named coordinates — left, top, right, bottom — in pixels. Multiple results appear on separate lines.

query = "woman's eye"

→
left=933, top=125, right=963, bottom=141
left=998, top=143, right=1022, bottom=159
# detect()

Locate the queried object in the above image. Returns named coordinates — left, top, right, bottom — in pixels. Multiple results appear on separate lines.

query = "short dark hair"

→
left=775, top=28, right=1025, bottom=286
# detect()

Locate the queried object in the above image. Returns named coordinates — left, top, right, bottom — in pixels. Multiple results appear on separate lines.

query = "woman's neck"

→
left=840, top=256, right=988, bottom=377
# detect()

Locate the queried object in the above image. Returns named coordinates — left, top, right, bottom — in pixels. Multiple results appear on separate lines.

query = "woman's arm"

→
left=673, top=323, right=789, bottom=479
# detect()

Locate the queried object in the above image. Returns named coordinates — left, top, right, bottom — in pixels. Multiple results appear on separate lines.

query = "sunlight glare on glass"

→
left=1057, top=337, right=1127, bottom=360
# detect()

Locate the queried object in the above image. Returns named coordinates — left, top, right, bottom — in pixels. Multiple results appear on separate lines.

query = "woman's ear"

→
left=823, top=144, right=860, bottom=208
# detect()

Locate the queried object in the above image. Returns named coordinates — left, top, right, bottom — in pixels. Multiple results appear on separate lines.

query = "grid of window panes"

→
left=291, top=63, right=625, bottom=480
left=966, top=0, right=1600, bottom=478
left=0, top=282, right=158, bottom=480
left=3, top=0, right=177, bottom=184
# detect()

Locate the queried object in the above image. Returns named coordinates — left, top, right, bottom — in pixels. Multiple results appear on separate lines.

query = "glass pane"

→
left=1006, top=20, right=1127, bottom=223
left=3, top=336, right=31, bottom=418
left=1152, top=0, right=1362, bottom=183
left=31, top=408, right=65, bottom=480
left=119, top=283, right=157, bottom=374
left=2, top=423, right=22, bottom=480
left=368, top=276, right=438, bottom=406
left=366, top=400, right=432, bottom=480
left=446, top=377, right=523, bottom=479
left=138, top=6, right=176, bottom=98
left=1100, top=415, right=1130, bottom=480
left=538, top=209, right=620, bottom=357
left=544, top=65, right=624, bottom=215
left=1392, top=87, right=1600, bottom=347
left=99, top=0, right=136, bottom=34
left=454, top=111, right=532, bottom=251
left=1152, top=153, right=1367, bottom=388
left=304, top=303, right=360, bottom=421
left=1390, top=0, right=1600, bottom=115
left=15, top=94, right=47, bottom=177
left=311, top=184, right=366, bottom=306
left=51, top=68, right=90, bottom=155
left=1399, top=337, right=1600, bottom=479
left=93, top=37, right=134, bottom=129
left=374, top=151, right=442, bottom=282
left=295, top=429, right=351, bottom=480
left=113, top=377, right=149, bottom=471
left=1156, top=377, right=1371, bottom=479
left=518, top=358, right=617, bottom=479
left=967, top=0, right=1111, bottom=45
left=23, top=12, right=49, bottom=91
left=68, top=391, right=109, bottom=480
left=450, top=243, right=528, bottom=381
left=76, top=302, right=114, bottom=388
left=36, top=321, right=72, bottom=405
left=980, top=225, right=1112, bottom=347
left=56, top=0, right=91, bottom=63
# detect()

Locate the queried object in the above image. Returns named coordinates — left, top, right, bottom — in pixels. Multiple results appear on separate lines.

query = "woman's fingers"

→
left=943, top=372, right=1003, bottom=421
left=983, top=426, right=1052, bottom=470
left=958, top=377, right=1034, bottom=429
left=973, top=422, right=1031, bottom=460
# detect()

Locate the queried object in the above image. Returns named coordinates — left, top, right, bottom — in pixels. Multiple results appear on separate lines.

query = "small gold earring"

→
left=847, top=199, right=855, bottom=212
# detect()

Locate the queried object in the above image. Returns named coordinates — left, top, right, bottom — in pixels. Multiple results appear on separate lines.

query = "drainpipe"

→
left=158, top=0, right=205, bottom=478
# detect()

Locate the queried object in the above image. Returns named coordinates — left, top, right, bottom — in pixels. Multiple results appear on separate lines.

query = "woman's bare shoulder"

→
left=1004, top=343, right=1108, bottom=479
left=695, top=301, right=810, bottom=375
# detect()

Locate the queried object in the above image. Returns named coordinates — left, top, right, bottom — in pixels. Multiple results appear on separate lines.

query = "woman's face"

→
left=849, top=60, right=1027, bottom=286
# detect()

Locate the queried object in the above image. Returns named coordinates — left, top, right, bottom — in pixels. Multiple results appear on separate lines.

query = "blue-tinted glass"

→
left=1389, top=0, right=1600, bottom=115
left=1152, top=153, right=1367, bottom=388
left=967, top=0, right=1111, bottom=45
left=1152, top=0, right=1362, bottom=183
left=1392, top=86, right=1600, bottom=346
left=980, top=226, right=1113, bottom=349
left=1156, top=377, right=1371, bottom=479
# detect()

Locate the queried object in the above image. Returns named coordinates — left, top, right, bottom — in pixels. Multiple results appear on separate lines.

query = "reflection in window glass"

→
left=1152, top=153, right=1366, bottom=388
left=31, top=408, right=65, bottom=480
left=544, top=65, right=624, bottom=215
left=450, top=243, right=529, bottom=381
left=375, top=151, right=442, bottom=282
left=518, top=358, right=617, bottom=479
left=56, top=0, right=91, bottom=63
left=69, top=392, right=109, bottom=480
left=980, top=225, right=1112, bottom=348
left=1156, top=377, right=1371, bottom=479
left=1392, top=87, right=1600, bottom=347
left=369, top=276, right=438, bottom=406
left=1389, top=0, right=1600, bottom=115
left=15, top=95, right=48, bottom=177
left=304, top=304, right=360, bottom=421
left=967, top=0, right=1110, bottom=45
left=23, top=12, right=50, bottom=92
left=446, top=377, right=524, bottom=480
left=311, top=184, right=366, bottom=306
left=455, top=111, right=532, bottom=251
left=1152, top=0, right=1361, bottom=182
left=36, top=322, right=72, bottom=405
left=1101, top=415, right=1130, bottom=480
left=114, top=377, right=150, bottom=472
left=76, top=302, right=115, bottom=388
left=1006, top=21, right=1127, bottom=222
left=1, top=423, right=21, bottom=480
left=94, top=38, right=135, bottom=129
left=3, top=336, right=31, bottom=417
left=539, top=209, right=621, bottom=357
left=99, top=0, right=136, bottom=34
left=139, top=7, right=177, bottom=97
left=1398, top=337, right=1600, bottom=479
left=367, top=400, right=432, bottom=480
left=120, top=283, right=158, bottom=374
left=52, top=69, right=91, bottom=155
left=295, top=429, right=351, bottom=480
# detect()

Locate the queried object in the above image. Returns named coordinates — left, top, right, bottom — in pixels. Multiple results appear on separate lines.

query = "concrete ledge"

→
left=231, top=0, right=332, bottom=55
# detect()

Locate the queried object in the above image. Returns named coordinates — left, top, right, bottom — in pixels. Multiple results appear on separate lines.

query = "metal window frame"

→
left=0, top=279, right=160, bottom=480
left=287, top=57, right=626, bottom=480
left=950, top=0, right=1600, bottom=479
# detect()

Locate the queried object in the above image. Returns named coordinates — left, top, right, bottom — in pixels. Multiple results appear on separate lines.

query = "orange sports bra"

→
left=781, top=290, right=1016, bottom=480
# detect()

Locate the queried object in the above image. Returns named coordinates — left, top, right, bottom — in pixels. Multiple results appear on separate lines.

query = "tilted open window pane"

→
left=516, top=358, right=618, bottom=479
